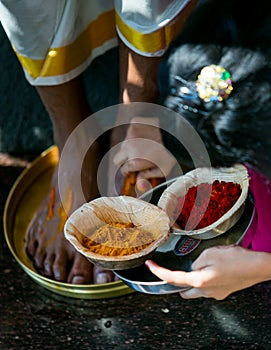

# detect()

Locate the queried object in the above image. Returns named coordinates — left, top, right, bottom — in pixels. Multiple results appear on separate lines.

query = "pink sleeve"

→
left=242, top=166, right=271, bottom=252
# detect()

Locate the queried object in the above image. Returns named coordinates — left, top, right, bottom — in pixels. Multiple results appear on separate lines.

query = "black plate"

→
left=114, top=180, right=255, bottom=294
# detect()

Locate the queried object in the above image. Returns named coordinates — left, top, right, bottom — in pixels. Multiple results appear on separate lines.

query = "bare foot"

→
left=29, top=79, right=119, bottom=285
left=26, top=164, right=117, bottom=285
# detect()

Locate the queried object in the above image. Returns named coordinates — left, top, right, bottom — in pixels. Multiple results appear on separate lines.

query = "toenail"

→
left=96, top=273, right=112, bottom=284
left=71, top=276, right=87, bottom=284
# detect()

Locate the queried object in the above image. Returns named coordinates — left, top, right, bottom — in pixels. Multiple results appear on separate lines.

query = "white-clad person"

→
left=0, top=0, right=198, bottom=284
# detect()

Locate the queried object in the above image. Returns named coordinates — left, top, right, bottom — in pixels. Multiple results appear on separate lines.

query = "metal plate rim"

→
left=3, top=145, right=134, bottom=299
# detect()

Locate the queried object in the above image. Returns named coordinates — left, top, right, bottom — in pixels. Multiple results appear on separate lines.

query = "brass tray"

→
left=3, top=145, right=133, bottom=299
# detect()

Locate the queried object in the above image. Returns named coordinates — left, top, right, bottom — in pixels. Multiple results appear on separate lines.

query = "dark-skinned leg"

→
left=108, top=41, right=162, bottom=194
left=27, top=75, right=116, bottom=284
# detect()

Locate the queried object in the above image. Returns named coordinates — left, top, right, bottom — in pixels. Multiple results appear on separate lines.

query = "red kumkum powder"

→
left=176, top=180, right=242, bottom=230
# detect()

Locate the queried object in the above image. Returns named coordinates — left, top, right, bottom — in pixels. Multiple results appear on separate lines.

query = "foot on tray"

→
left=26, top=167, right=118, bottom=285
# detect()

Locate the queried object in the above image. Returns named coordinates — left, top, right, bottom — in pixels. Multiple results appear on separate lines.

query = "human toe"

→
left=32, top=247, right=46, bottom=273
left=93, top=266, right=116, bottom=284
left=26, top=223, right=41, bottom=257
left=52, top=253, right=69, bottom=282
left=67, top=253, right=92, bottom=285
left=43, top=253, right=55, bottom=278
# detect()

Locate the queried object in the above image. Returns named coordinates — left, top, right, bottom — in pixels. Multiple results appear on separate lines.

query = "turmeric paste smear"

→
left=81, top=222, right=156, bottom=256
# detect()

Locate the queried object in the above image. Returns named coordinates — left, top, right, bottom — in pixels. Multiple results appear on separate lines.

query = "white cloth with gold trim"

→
left=115, top=0, right=195, bottom=56
left=0, top=0, right=196, bottom=85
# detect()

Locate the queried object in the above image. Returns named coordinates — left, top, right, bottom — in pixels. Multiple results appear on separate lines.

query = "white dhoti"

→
left=0, top=0, right=198, bottom=86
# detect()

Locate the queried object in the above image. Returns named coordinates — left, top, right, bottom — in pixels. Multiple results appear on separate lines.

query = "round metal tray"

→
left=3, top=146, right=134, bottom=299
left=115, top=179, right=255, bottom=295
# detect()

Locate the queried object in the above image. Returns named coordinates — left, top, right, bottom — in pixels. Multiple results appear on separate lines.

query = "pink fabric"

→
left=242, top=166, right=271, bottom=252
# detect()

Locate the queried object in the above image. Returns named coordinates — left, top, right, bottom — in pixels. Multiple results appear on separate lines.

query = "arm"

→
left=145, top=245, right=271, bottom=300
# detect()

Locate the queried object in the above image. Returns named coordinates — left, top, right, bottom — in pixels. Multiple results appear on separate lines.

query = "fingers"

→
left=137, top=168, right=164, bottom=180
left=191, top=250, right=211, bottom=271
left=180, top=287, right=230, bottom=300
left=145, top=260, right=205, bottom=299
left=146, top=260, right=212, bottom=300
left=145, top=260, right=214, bottom=287
left=113, top=138, right=156, bottom=175
left=191, top=245, right=221, bottom=270
left=113, top=145, right=129, bottom=169
left=145, top=260, right=193, bottom=287
left=114, top=153, right=174, bottom=179
left=135, top=178, right=154, bottom=193
left=112, top=121, right=177, bottom=180
left=180, top=288, right=206, bottom=299
left=146, top=246, right=243, bottom=300
left=119, top=158, right=155, bottom=176
left=191, top=244, right=237, bottom=271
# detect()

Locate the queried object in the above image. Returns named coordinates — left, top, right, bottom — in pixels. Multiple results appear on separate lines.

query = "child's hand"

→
left=146, top=245, right=269, bottom=300
left=113, top=117, right=176, bottom=181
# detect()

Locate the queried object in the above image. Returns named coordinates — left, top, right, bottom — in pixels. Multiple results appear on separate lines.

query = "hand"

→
left=113, top=117, right=176, bottom=180
left=145, top=245, right=270, bottom=300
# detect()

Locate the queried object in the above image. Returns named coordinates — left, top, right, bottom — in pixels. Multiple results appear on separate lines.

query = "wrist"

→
left=255, top=250, right=271, bottom=282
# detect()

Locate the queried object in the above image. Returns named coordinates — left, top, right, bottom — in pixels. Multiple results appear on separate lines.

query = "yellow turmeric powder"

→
left=121, top=172, right=164, bottom=196
left=46, top=186, right=55, bottom=221
left=81, top=222, right=156, bottom=256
